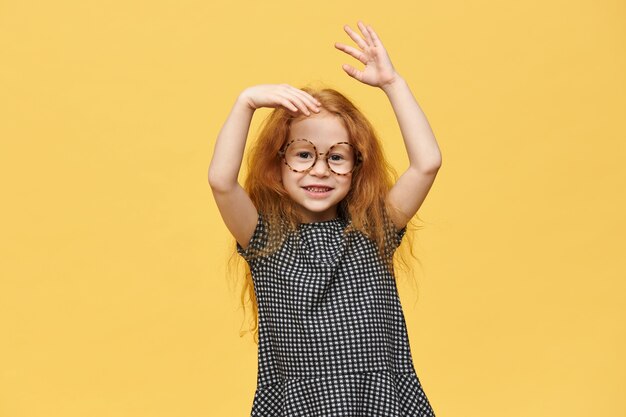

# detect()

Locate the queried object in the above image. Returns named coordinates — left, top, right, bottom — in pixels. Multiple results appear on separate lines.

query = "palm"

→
left=335, top=22, right=398, bottom=88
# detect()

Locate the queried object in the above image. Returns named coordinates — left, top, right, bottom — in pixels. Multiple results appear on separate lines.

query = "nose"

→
left=309, top=155, right=330, bottom=177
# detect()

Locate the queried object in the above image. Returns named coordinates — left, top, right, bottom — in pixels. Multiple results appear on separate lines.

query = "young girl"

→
left=209, top=21, right=441, bottom=417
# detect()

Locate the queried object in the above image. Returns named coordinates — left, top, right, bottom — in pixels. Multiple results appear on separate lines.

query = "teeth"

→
left=305, top=187, right=331, bottom=193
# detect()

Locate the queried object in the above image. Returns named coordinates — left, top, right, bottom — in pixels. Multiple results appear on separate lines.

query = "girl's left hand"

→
left=334, top=21, right=399, bottom=89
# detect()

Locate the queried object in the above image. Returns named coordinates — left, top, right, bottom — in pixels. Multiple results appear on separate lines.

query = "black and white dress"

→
left=237, top=213, right=436, bottom=417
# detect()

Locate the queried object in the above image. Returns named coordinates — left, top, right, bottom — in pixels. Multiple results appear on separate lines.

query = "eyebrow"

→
left=291, top=137, right=351, bottom=143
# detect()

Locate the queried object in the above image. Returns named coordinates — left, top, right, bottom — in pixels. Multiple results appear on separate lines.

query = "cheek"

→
left=280, top=166, right=301, bottom=188
left=338, top=176, right=353, bottom=193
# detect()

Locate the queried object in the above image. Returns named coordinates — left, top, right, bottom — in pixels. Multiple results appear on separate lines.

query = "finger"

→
left=288, top=87, right=322, bottom=111
left=300, top=90, right=322, bottom=107
left=366, top=25, right=381, bottom=48
left=284, top=94, right=319, bottom=115
left=278, top=96, right=299, bottom=113
left=281, top=92, right=312, bottom=116
left=342, top=63, right=363, bottom=82
left=275, top=88, right=308, bottom=114
left=334, top=42, right=368, bottom=65
left=343, top=24, right=368, bottom=50
left=277, top=85, right=315, bottom=115
left=282, top=84, right=321, bottom=105
left=357, top=21, right=373, bottom=46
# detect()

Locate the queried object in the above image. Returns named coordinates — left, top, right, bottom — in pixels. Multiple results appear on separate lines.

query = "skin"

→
left=280, top=111, right=353, bottom=223
left=209, top=21, right=442, bottom=249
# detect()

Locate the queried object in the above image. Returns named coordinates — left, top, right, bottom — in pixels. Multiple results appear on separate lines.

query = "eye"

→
left=329, top=154, right=345, bottom=161
left=297, top=151, right=313, bottom=159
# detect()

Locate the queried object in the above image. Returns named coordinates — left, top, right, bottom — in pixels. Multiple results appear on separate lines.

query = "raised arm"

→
left=335, top=21, right=442, bottom=229
left=381, top=75, right=442, bottom=229
left=208, top=85, right=321, bottom=248
left=208, top=93, right=259, bottom=248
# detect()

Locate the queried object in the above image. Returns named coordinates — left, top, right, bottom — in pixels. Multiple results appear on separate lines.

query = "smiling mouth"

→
left=303, top=186, right=333, bottom=193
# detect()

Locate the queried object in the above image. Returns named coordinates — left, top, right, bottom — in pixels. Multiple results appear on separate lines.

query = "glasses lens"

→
left=283, top=140, right=358, bottom=174
left=327, top=143, right=356, bottom=174
left=284, top=140, right=316, bottom=171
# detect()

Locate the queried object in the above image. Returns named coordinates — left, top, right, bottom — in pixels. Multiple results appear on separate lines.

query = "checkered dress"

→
left=237, top=213, right=436, bottom=417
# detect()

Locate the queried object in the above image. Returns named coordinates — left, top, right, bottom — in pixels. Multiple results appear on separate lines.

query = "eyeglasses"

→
left=278, top=138, right=362, bottom=176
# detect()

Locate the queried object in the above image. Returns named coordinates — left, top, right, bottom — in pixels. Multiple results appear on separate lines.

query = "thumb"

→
left=342, top=64, right=361, bottom=81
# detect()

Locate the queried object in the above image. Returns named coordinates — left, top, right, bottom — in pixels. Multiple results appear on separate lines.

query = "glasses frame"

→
left=278, top=138, right=362, bottom=176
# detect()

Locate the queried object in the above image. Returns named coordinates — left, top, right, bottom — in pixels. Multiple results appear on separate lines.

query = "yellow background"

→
left=1, top=0, right=624, bottom=416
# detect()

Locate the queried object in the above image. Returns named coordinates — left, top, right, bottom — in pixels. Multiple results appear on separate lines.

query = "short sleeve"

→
left=236, top=213, right=269, bottom=270
left=389, top=222, right=407, bottom=253
left=383, top=203, right=408, bottom=253
left=395, top=223, right=407, bottom=246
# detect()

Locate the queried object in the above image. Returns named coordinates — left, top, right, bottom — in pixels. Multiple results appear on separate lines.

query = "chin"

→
left=298, top=203, right=338, bottom=219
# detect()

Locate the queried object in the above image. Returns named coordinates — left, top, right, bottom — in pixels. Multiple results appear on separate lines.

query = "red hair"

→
left=231, top=86, right=420, bottom=344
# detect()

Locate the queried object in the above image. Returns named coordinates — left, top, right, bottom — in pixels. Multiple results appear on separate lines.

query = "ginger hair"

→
left=230, top=86, right=420, bottom=344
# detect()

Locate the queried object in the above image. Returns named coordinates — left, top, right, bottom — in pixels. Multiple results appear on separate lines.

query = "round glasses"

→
left=279, top=138, right=362, bottom=176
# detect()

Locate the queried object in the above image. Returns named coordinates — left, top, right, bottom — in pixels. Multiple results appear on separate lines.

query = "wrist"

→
left=380, top=73, right=406, bottom=94
left=236, top=90, right=256, bottom=112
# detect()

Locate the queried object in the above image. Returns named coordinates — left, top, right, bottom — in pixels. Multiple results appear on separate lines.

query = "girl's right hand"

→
left=239, top=84, right=322, bottom=116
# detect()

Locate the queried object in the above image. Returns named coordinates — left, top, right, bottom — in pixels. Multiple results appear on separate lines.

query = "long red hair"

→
left=230, top=86, right=420, bottom=344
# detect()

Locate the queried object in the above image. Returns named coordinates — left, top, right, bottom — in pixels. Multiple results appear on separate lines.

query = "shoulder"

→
left=236, top=213, right=267, bottom=257
left=236, top=213, right=289, bottom=267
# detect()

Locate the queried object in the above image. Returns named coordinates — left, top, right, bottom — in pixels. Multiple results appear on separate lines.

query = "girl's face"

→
left=281, top=112, right=353, bottom=223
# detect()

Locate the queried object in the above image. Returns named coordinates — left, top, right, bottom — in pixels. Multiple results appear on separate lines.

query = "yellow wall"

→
left=1, top=0, right=624, bottom=416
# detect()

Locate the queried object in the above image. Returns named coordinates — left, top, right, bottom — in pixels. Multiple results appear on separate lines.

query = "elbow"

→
left=209, top=180, right=234, bottom=194
left=420, top=158, right=442, bottom=175
left=429, top=153, right=443, bottom=172
left=208, top=169, right=225, bottom=191
left=427, top=161, right=442, bottom=174
left=208, top=171, right=238, bottom=193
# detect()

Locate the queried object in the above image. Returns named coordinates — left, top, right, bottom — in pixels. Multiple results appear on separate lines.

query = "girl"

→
left=209, top=21, right=441, bottom=417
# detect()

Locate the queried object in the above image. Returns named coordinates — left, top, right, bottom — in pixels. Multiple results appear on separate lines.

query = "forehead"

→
left=288, top=113, right=350, bottom=147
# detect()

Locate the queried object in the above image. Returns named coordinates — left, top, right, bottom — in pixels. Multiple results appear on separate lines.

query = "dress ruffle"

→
left=250, top=370, right=435, bottom=417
